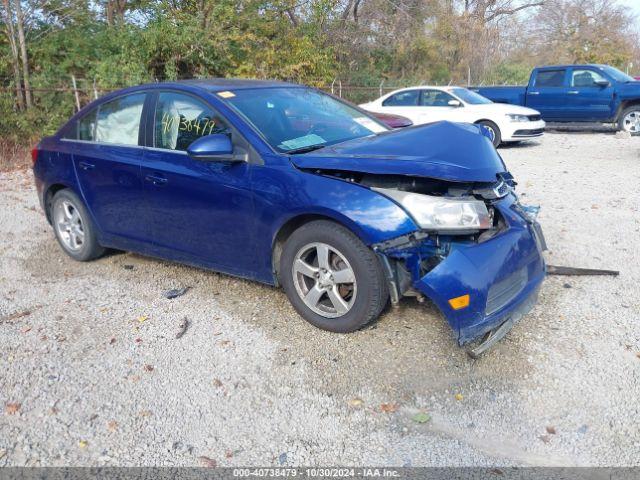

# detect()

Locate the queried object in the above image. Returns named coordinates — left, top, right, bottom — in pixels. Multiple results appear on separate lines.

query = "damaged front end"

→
left=326, top=169, right=546, bottom=352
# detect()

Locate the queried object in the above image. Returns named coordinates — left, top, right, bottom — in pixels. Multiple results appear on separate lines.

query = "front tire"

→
left=618, top=106, right=640, bottom=135
left=51, top=189, right=105, bottom=261
left=280, top=220, right=389, bottom=333
left=477, top=120, right=502, bottom=147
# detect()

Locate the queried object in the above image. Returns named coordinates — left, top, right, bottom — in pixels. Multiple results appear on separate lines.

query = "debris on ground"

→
left=175, top=317, right=190, bottom=339
left=164, top=287, right=190, bottom=299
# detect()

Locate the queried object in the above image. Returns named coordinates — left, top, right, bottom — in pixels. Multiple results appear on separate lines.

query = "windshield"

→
left=600, top=66, right=634, bottom=83
left=222, top=87, right=388, bottom=153
left=450, top=88, right=493, bottom=105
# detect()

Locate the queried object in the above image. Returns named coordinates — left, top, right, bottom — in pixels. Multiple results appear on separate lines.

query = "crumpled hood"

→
left=290, top=121, right=507, bottom=183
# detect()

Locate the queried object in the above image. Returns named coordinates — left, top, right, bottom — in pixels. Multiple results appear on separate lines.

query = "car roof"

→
left=535, top=64, right=607, bottom=70
left=154, top=78, right=300, bottom=92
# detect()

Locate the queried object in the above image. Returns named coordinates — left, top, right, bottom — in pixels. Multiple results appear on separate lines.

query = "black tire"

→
left=280, top=220, right=389, bottom=333
left=477, top=120, right=502, bottom=147
left=617, top=106, right=640, bottom=136
left=51, top=189, right=106, bottom=261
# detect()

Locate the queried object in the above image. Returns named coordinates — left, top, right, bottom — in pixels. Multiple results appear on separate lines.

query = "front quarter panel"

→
left=249, top=157, right=419, bottom=283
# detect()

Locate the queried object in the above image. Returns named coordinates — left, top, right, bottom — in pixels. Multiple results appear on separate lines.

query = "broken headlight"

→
left=374, top=188, right=492, bottom=232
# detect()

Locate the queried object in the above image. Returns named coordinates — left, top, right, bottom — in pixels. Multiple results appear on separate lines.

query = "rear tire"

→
left=51, top=189, right=105, bottom=261
left=477, top=120, right=502, bottom=147
left=618, top=106, right=640, bottom=135
left=280, top=220, right=389, bottom=333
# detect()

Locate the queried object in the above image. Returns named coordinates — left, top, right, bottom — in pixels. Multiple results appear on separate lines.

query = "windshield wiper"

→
left=286, top=144, right=326, bottom=154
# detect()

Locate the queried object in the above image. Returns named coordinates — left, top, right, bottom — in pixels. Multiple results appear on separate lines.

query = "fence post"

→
left=379, top=80, right=384, bottom=98
left=93, top=78, right=98, bottom=100
left=330, top=78, right=336, bottom=95
left=71, top=75, right=81, bottom=112
left=338, top=80, right=342, bottom=98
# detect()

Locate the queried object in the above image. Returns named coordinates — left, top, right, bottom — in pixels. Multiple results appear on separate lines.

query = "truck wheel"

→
left=51, top=189, right=106, bottom=261
left=280, top=220, right=389, bottom=333
left=618, top=106, right=640, bottom=135
left=477, top=120, right=502, bottom=147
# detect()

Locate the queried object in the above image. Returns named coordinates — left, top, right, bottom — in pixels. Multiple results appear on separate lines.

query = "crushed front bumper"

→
left=410, top=194, right=546, bottom=345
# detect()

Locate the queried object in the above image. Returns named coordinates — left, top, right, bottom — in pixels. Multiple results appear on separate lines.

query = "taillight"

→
left=31, top=147, right=39, bottom=166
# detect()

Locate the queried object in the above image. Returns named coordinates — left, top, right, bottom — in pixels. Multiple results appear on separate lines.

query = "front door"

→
left=564, top=68, right=615, bottom=121
left=141, top=91, right=256, bottom=277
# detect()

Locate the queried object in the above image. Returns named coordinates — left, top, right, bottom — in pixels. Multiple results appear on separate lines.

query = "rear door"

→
left=65, top=92, right=149, bottom=244
left=140, top=91, right=256, bottom=275
left=525, top=68, right=568, bottom=120
left=379, top=90, right=422, bottom=122
left=564, top=68, right=615, bottom=121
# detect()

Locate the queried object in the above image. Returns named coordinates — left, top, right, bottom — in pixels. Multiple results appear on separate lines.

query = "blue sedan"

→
left=32, top=79, right=546, bottom=355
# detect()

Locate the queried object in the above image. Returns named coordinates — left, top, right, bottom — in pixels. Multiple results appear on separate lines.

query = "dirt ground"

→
left=1, top=132, right=639, bottom=467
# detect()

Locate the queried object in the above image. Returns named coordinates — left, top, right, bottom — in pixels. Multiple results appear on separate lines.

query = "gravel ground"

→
left=1, top=132, right=639, bottom=467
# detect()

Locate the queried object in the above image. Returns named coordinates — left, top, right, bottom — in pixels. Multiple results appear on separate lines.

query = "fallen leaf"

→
left=137, top=315, right=148, bottom=323
left=109, top=337, right=116, bottom=344
left=380, top=403, right=398, bottom=413
left=412, top=412, right=431, bottom=424
left=78, top=440, right=88, bottom=449
left=5, top=402, right=21, bottom=415
left=198, top=456, right=217, bottom=468
left=225, top=451, right=233, bottom=458
left=212, top=379, right=223, bottom=388
left=454, top=393, right=463, bottom=401
left=139, top=410, right=152, bottom=417
left=591, top=204, right=599, bottom=209
left=348, top=398, right=364, bottom=408
left=21, top=326, right=31, bottom=333
left=107, top=420, right=118, bottom=432
left=143, top=364, right=154, bottom=372
left=135, top=338, right=142, bottom=344
left=546, top=426, right=557, bottom=435
left=636, top=352, right=640, bottom=359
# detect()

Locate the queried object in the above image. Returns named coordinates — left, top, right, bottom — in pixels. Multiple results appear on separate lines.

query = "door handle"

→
left=568, top=90, right=579, bottom=94
left=529, top=91, right=540, bottom=95
left=145, top=174, right=168, bottom=186
left=78, top=161, right=95, bottom=170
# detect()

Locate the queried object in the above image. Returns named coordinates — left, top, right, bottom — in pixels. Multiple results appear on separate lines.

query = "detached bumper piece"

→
left=412, top=195, right=546, bottom=351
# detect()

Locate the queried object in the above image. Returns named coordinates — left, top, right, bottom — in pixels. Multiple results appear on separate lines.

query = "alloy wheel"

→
left=622, top=110, right=640, bottom=133
left=291, top=242, right=357, bottom=318
left=54, top=200, right=85, bottom=251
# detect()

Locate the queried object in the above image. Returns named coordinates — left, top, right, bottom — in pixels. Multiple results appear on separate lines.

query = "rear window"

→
left=382, top=90, right=420, bottom=107
left=535, top=70, right=566, bottom=87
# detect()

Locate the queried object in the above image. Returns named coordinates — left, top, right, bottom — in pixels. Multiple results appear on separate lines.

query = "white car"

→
left=360, top=86, right=545, bottom=147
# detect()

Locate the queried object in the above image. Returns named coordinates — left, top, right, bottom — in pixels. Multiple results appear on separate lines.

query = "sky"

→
left=621, top=0, right=640, bottom=23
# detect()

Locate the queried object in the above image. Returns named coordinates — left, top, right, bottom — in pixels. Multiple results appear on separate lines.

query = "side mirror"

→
left=594, top=79, right=610, bottom=88
left=448, top=99, right=462, bottom=107
left=187, top=134, right=242, bottom=162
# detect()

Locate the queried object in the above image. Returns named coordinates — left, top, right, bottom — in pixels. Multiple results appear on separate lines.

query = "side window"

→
left=571, top=69, right=607, bottom=87
left=382, top=90, right=420, bottom=107
left=534, top=70, right=566, bottom=87
left=78, top=110, right=97, bottom=141
left=154, top=92, right=230, bottom=151
left=95, top=93, right=146, bottom=145
left=420, top=89, right=456, bottom=107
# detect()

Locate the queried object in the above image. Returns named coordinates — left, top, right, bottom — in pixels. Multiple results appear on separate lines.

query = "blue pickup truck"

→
left=474, top=64, right=640, bottom=135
